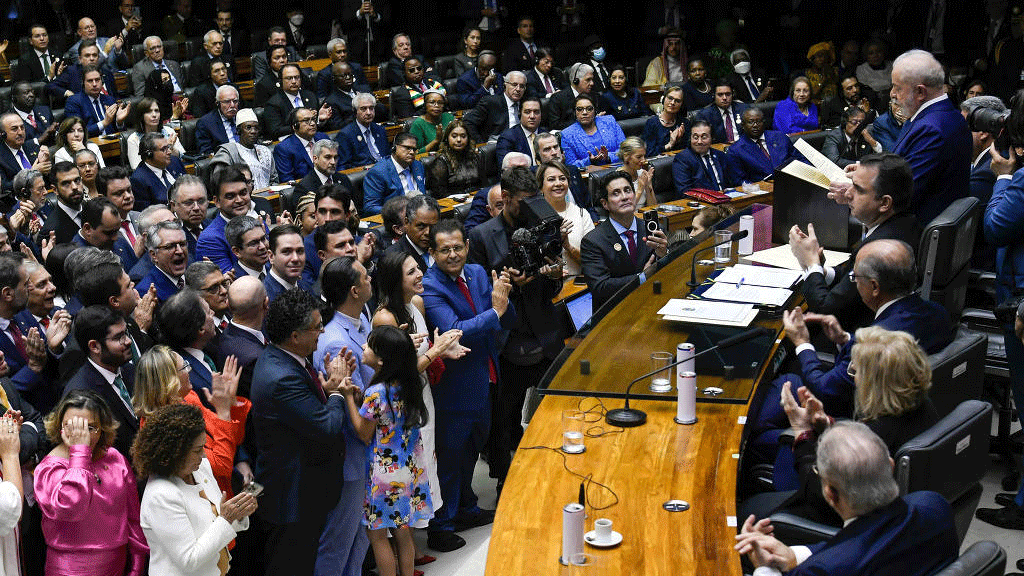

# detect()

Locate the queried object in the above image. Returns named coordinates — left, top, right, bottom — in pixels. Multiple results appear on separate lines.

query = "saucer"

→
left=584, top=529, right=623, bottom=548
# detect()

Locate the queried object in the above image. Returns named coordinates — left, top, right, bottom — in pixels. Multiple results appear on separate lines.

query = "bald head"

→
left=228, top=275, right=268, bottom=323
left=853, top=239, right=916, bottom=306
left=486, top=184, right=504, bottom=217
left=890, top=49, right=945, bottom=118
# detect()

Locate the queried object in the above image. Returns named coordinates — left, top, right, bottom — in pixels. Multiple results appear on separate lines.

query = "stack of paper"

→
left=657, top=299, right=758, bottom=327
left=715, top=264, right=802, bottom=289
left=794, top=139, right=852, bottom=185
left=739, top=245, right=850, bottom=270
left=701, top=283, right=793, bottom=307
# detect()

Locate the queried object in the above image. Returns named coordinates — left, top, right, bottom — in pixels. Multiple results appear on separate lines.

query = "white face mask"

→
left=290, top=14, right=304, bottom=26
left=733, top=61, right=751, bottom=75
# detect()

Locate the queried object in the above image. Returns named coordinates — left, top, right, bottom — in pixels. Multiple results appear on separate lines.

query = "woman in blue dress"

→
left=773, top=76, right=820, bottom=134
left=560, top=94, right=626, bottom=168
left=600, top=65, right=647, bottom=121
left=643, top=85, right=687, bottom=156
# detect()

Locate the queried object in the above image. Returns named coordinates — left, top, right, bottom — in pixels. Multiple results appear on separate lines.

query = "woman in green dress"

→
left=409, top=89, right=454, bottom=153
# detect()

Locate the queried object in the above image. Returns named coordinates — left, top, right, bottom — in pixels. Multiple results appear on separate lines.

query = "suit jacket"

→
left=391, top=79, right=446, bottom=119
left=251, top=344, right=345, bottom=524
left=179, top=348, right=215, bottom=405
left=546, top=88, right=578, bottom=131
left=0, top=141, right=40, bottom=187
left=502, top=39, right=536, bottom=73
left=725, top=70, right=769, bottom=103
left=322, top=88, right=357, bottom=131
left=215, top=323, right=265, bottom=397
left=785, top=492, right=957, bottom=576
left=970, top=152, right=996, bottom=206
left=0, top=313, right=51, bottom=414
left=47, top=62, right=117, bottom=102
left=130, top=58, right=184, bottom=97
left=273, top=132, right=329, bottom=182
left=336, top=121, right=390, bottom=169
left=262, top=273, right=311, bottom=303
left=315, top=62, right=370, bottom=100
left=16, top=105, right=55, bottom=145
left=289, top=170, right=353, bottom=213
left=196, top=213, right=238, bottom=273
left=130, top=158, right=187, bottom=209
left=893, top=95, right=972, bottom=224
left=822, top=127, right=874, bottom=168
left=135, top=265, right=182, bottom=302
left=102, top=16, right=144, bottom=49
left=38, top=203, right=80, bottom=244
left=453, top=69, right=504, bottom=110
left=263, top=90, right=320, bottom=140
left=129, top=253, right=153, bottom=283
left=695, top=102, right=750, bottom=143
left=496, top=125, right=545, bottom=166
left=219, top=29, right=249, bottom=61
left=384, top=235, right=429, bottom=273
left=726, top=131, right=800, bottom=182
left=190, top=81, right=222, bottom=118
left=188, top=53, right=233, bottom=88
left=251, top=46, right=300, bottom=85
left=362, top=157, right=426, bottom=216
left=672, top=148, right=743, bottom=196
left=195, top=110, right=234, bottom=154
left=463, top=92, right=517, bottom=143
left=525, top=67, right=566, bottom=99
left=0, top=377, right=48, bottom=463
left=70, top=233, right=138, bottom=274
left=580, top=217, right=655, bottom=311
left=64, top=91, right=117, bottom=136
left=13, top=49, right=55, bottom=83
left=802, top=212, right=922, bottom=331
left=422, top=263, right=514, bottom=411
left=64, top=361, right=139, bottom=459
left=797, top=293, right=952, bottom=417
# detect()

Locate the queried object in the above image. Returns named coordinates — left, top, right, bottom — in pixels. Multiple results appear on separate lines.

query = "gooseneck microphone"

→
left=605, top=326, right=769, bottom=427
left=686, top=229, right=748, bottom=289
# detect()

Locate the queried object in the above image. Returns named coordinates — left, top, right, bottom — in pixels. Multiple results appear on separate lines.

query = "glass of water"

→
left=714, top=230, right=733, bottom=264
left=562, top=410, right=586, bottom=454
left=650, top=351, right=673, bottom=392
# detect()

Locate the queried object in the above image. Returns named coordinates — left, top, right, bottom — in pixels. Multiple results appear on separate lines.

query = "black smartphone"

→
left=644, top=210, right=660, bottom=234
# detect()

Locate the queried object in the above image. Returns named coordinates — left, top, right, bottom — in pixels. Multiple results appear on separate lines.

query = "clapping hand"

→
left=804, top=312, right=848, bottom=346
left=220, top=491, right=258, bottom=523
left=132, top=285, right=158, bottom=332
left=321, top=349, right=353, bottom=393
left=734, top=515, right=797, bottom=572
left=433, top=327, right=469, bottom=360
left=46, top=310, right=73, bottom=351
left=788, top=223, right=823, bottom=269
left=206, top=355, right=241, bottom=420
left=780, top=381, right=829, bottom=434
left=588, top=145, right=610, bottom=165
left=25, top=327, right=47, bottom=372
left=781, top=307, right=811, bottom=347
left=0, top=414, right=20, bottom=459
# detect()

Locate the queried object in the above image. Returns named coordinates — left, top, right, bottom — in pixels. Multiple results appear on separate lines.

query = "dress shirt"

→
left=36, top=49, right=53, bottom=79
left=504, top=93, right=519, bottom=128
left=158, top=266, right=185, bottom=290
left=145, top=161, right=174, bottom=187
left=221, top=113, right=237, bottom=142
left=15, top=108, right=36, bottom=129
left=86, top=358, right=134, bottom=414
left=5, top=144, right=31, bottom=170
left=0, top=317, right=20, bottom=356
left=908, top=94, right=947, bottom=123
left=296, top=135, right=314, bottom=162
left=230, top=320, right=266, bottom=345
left=522, top=125, right=538, bottom=163
left=285, top=91, right=303, bottom=108
left=720, top=106, right=738, bottom=141
left=608, top=216, right=649, bottom=283
left=269, top=269, right=296, bottom=291
left=703, top=152, right=723, bottom=189
left=534, top=66, right=555, bottom=95
left=406, top=237, right=433, bottom=268
left=183, top=346, right=212, bottom=370
left=974, top=144, right=994, bottom=169
left=237, top=261, right=265, bottom=279
left=360, top=122, right=382, bottom=160
left=391, top=157, right=420, bottom=195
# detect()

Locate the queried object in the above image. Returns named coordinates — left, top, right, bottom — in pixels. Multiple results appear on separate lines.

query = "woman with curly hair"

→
left=52, top=116, right=106, bottom=168
left=132, top=345, right=250, bottom=495
left=426, top=119, right=485, bottom=198
left=134, top=404, right=257, bottom=576
left=34, top=390, right=149, bottom=576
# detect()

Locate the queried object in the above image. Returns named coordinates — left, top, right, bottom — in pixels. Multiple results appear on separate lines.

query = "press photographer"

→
left=468, top=165, right=567, bottom=490
left=978, top=87, right=1024, bottom=529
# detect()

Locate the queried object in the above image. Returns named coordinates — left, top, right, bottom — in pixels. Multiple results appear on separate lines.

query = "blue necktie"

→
left=704, top=154, right=722, bottom=190
left=93, top=98, right=104, bottom=123
left=16, top=150, right=31, bottom=169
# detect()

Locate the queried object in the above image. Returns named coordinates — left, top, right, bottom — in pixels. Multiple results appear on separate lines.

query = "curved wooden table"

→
left=485, top=217, right=786, bottom=575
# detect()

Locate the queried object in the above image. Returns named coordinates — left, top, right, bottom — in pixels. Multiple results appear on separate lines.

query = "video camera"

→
left=510, top=197, right=563, bottom=277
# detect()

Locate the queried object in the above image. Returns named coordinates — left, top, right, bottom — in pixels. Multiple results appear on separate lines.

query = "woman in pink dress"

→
left=34, top=390, right=148, bottom=576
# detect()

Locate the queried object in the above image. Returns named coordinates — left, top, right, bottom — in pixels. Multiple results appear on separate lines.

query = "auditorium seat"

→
left=305, top=45, right=328, bottom=59
left=932, top=541, right=1006, bottom=576
left=919, top=196, right=980, bottom=323
left=928, top=327, right=986, bottom=418
left=178, top=119, right=200, bottom=157
left=180, top=61, right=192, bottom=87
left=433, top=55, right=459, bottom=80
left=619, top=116, right=647, bottom=139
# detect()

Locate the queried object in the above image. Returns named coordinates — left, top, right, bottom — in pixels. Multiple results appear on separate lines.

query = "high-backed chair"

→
left=919, top=196, right=980, bottom=323
left=927, top=327, right=987, bottom=418
left=931, top=541, right=1006, bottom=576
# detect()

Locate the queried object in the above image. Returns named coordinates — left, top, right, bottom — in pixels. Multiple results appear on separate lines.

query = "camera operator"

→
left=961, top=95, right=1008, bottom=271
left=468, top=165, right=565, bottom=490
left=979, top=88, right=1024, bottom=530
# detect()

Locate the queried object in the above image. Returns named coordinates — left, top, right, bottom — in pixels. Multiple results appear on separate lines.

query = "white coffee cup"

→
left=594, top=518, right=613, bottom=542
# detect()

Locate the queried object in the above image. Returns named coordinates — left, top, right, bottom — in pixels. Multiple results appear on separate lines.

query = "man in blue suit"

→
left=263, top=224, right=312, bottom=303
left=251, top=288, right=349, bottom=576
left=197, top=166, right=256, bottom=272
left=154, top=289, right=219, bottom=404
left=362, top=133, right=426, bottom=216
left=0, top=114, right=49, bottom=190
left=422, top=219, right=515, bottom=551
left=695, top=80, right=749, bottom=144
left=0, top=253, right=54, bottom=413
left=273, top=108, right=329, bottom=182
left=225, top=216, right=270, bottom=280
left=129, top=132, right=186, bottom=209
left=727, top=108, right=802, bottom=182
left=672, top=121, right=743, bottom=196
left=888, top=49, right=971, bottom=225
left=135, top=221, right=188, bottom=302
left=195, top=85, right=240, bottom=154
left=71, top=197, right=138, bottom=273
left=220, top=277, right=267, bottom=396
left=47, top=41, right=116, bottom=101
left=495, top=97, right=544, bottom=167
left=336, top=93, right=391, bottom=169
left=736, top=421, right=958, bottom=576
left=64, top=65, right=125, bottom=137
left=452, top=51, right=503, bottom=110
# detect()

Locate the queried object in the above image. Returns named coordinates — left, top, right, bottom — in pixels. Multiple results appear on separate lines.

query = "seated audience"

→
left=643, top=29, right=685, bottom=86
left=392, top=57, right=446, bottom=120
left=130, top=36, right=183, bottom=98
left=129, top=132, right=186, bottom=209
left=618, top=137, right=655, bottom=208
left=560, top=94, right=626, bottom=168
left=428, top=120, right=485, bottom=199
left=599, top=65, right=645, bottom=121
left=187, top=30, right=233, bottom=88
left=696, top=80, right=750, bottom=145
left=502, top=17, right=539, bottom=73
left=726, top=48, right=775, bottom=103
left=856, top=39, right=893, bottom=95
left=495, top=97, right=545, bottom=167
left=727, top=108, right=801, bottom=182
left=190, top=61, right=235, bottom=120
left=820, top=74, right=875, bottom=128
left=539, top=161, right=594, bottom=275
left=52, top=116, right=104, bottom=168
left=322, top=62, right=361, bottom=131
left=35, top=389, right=148, bottom=576
left=804, top=41, right=840, bottom=103
left=64, top=65, right=128, bottom=137
left=643, top=86, right=687, bottom=157
left=47, top=41, right=115, bottom=102
left=363, top=133, right=426, bottom=216
left=383, top=33, right=431, bottom=89
left=251, top=27, right=300, bottom=85
left=336, top=93, right=392, bottom=169
left=125, top=98, right=185, bottom=170
left=690, top=204, right=735, bottom=236
left=547, top=64, right=598, bottom=131
left=211, top=109, right=278, bottom=191
left=289, top=139, right=354, bottom=213
left=774, top=76, right=820, bottom=134
left=10, top=81, right=56, bottom=147
left=142, top=68, right=183, bottom=124
left=823, top=107, right=881, bottom=167
left=14, top=25, right=57, bottom=83
left=672, top=121, right=743, bottom=194
left=464, top=71, right=528, bottom=143
left=525, top=47, right=566, bottom=99
left=410, top=90, right=455, bottom=153
left=254, top=45, right=290, bottom=107
left=452, top=27, right=482, bottom=78
left=263, top=64, right=329, bottom=140
left=453, top=51, right=502, bottom=111
left=317, top=38, right=370, bottom=100
left=196, top=85, right=241, bottom=155
left=273, top=108, right=330, bottom=182
left=680, top=58, right=714, bottom=113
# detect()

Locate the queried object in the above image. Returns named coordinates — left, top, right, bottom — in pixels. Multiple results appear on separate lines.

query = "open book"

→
left=790, top=138, right=852, bottom=186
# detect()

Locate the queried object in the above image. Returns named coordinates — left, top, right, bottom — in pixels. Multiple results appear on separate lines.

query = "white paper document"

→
left=794, top=139, right=851, bottom=184
left=657, top=299, right=754, bottom=323
left=701, top=283, right=793, bottom=307
left=714, top=264, right=802, bottom=289
left=739, top=245, right=850, bottom=270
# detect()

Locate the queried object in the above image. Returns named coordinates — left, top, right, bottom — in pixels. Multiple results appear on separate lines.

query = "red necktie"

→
left=26, top=114, right=36, bottom=129
left=758, top=139, right=770, bottom=159
left=40, top=317, right=49, bottom=329
left=8, top=324, right=27, bottom=361
left=528, top=44, right=535, bottom=60
left=624, top=229, right=638, bottom=266
left=456, top=276, right=497, bottom=384
left=304, top=362, right=328, bottom=403
left=724, top=110, right=736, bottom=142
left=120, top=221, right=136, bottom=245
left=543, top=75, right=553, bottom=94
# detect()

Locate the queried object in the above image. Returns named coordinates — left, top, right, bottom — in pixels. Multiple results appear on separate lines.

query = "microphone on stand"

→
left=686, top=229, right=748, bottom=289
left=606, top=326, right=770, bottom=427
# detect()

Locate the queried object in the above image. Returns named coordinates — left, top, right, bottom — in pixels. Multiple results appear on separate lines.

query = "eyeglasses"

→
left=303, top=321, right=324, bottom=332
left=435, top=245, right=465, bottom=255
left=218, top=98, right=239, bottom=105
left=176, top=199, right=207, bottom=208
left=178, top=363, right=192, bottom=373
left=157, top=241, right=188, bottom=252
left=575, top=106, right=595, bottom=112
left=244, top=235, right=268, bottom=248
left=106, top=330, right=131, bottom=343
left=296, top=116, right=317, bottom=125
left=405, top=65, right=423, bottom=72
left=63, top=422, right=101, bottom=433
left=158, top=145, right=172, bottom=152
left=201, top=279, right=231, bottom=293
left=847, top=271, right=866, bottom=282
left=847, top=364, right=857, bottom=378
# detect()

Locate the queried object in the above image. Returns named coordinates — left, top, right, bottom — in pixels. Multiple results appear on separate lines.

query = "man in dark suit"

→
left=422, top=218, right=514, bottom=552
left=166, top=176, right=209, bottom=261
left=726, top=108, right=801, bottom=183
left=453, top=51, right=503, bottom=110
left=362, top=133, right=426, bottom=216
left=463, top=71, right=527, bottom=143
left=0, top=253, right=53, bottom=414
left=130, top=35, right=184, bottom=97
left=9, top=82, right=56, bottom=147
left=737, top=422, right=958, bottom=576
left=273, top=108, right=330, bottom=182
left=317, top=38, right=370, bottom=100
left=495, top=97, right=544, bottom=167
left=197, top=166, right=273, bottom=272
left=71, top=197, right=138, bottom=273
left=264, top=224, right=312, bottom=303
left=251, top=27, right=301, bottom=84
left=0, top=113, right=50, bottom=190
left=960, top=96, right=1003, bottom=207
left=13, top=25, right=58, bottom=83
left=46, top=41, right=116, bottom=103
left=501, top=16, right=537, bottom=73
left=819, top=74, right=877, bottom=128
left=220, top=276, right=267, bottom=396
left=102, top=0, right=144, bottom=49
left=335, top=93, right=390, bottom=169
left=39, top=162, right=84, bottom=244
left=288, top=140, right=354, bottom=213
left=672, top=121, right=743, bottom=195
left=724, top=49, right=775, bottom=104
left=581, top=171, right=668, bottom=310
left=525, top=48, right=566, bottom=99
left=790, top=153, right=922, bottom=331
left=468, top=166, right=565, bottom=486
left=251, top=288, right=348, bottom=574
left=301, top=187, right=361, bottom=286
left=188, top=30, right=233, bottom=88
left=196, top=85, right=240, bottom=155
left=888, top=49, right=972, bottom=225
left=135, top=221, right=188, bottom=302
left=695, top=80, right=750, bottom=144
left=215, top=9, right=248, bottom=58
left=263, top=64, right=329, bottom=140
left=545, top=63, right=598, bottom=130
left=321, top=62, right=360, bottom=131
left=384, top=195, right=439, bottom=274
left=130, top=133, right=186, bottom=209
left=154, top=289, right=219, bottom=402
left=64, top=305, right=139, bottom=459
left=580, top=35, right=614, bottom=94
left=63, top=65, right=123, bottom=137
left=190, top=62, right=236, bottom=119
left=382, top=33, right=429, bottom=89
left=822, top=107, right=881, bottom=168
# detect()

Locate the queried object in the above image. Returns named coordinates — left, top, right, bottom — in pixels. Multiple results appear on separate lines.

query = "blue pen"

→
left=736, top=277, right=744, bottom=289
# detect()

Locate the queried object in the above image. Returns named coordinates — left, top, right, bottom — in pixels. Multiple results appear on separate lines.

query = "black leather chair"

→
left=919, top=196, right=980, bottom=323
left=178, top=118, right=199, bottom=156
left=931, top=541, right=1006, bottom=576
left=433, top=55, right=459, bottom=80
left=928, top=327, right=987, bottom=419
left=180, top=61, right=192, bottom=87
left=118, top=131, right=131, bottom=167
left=305, top=44, right=328, bottom=59
left=635, top=57, right=654, bottom=86
left=182, top=38, right=202, bottom=61
left=651, top=154, right=677, bottom=203
left=753, top=100, right=780, bottom=130
left=788, top=127, right=826, bottom=150
left=346, top=167, right=367, bottom=213
left=377, top=61, right=391, bottom=89
left=619, top=116, right=647, bottom=139
left=130, top=44, right=146, bottom=65
left=479, top=142, right=499, bottom=184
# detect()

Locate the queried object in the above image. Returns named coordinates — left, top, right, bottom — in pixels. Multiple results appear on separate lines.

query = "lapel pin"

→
left=613, top=243, right=622, bottom=252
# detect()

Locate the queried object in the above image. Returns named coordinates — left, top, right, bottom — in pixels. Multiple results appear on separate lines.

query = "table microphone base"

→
left=606, top=408, right=647, bottom=427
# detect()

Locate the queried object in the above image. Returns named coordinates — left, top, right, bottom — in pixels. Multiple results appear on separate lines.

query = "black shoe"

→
left=996, top=493, right=1020, bottom=508
left=975, top=504, right=1024, bottom=530
left=1017, top=558, right=1024, bottom=571
left=454, top=508, right=495, bottom=531
left=427, top=530, right=466, bottom=553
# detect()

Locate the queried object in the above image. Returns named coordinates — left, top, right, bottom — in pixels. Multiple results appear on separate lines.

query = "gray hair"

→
left=168, top=174, right=205, bottom=204
left=224, top=215, right=262, bottom=249
left=729, top=48, right=750, bottom=64
left=960, top=95, right=1007, bottom=115
left=505, top=70, right=526, bottom=84
left=144, top=35, right=162, bottom=50
left=893, top=49, right=945, bottom=90
left=73, top=148, right=98, bottom=162
left=567, top=63, right=594, bottom=85
left=12, top=169, right=43, bottom=194
left=501, top=152, right=531, bottom=170
left=312, top=138, right=338, bottom=157
left=138, top=203, right=172, bottom=237
left=145, top=220, right=184, bottom=251
left=854, top=239, right=917, bottom=298
left=185, top=260, right=220, bottom=290
left=216, top=84, right=239, bottom=101
left=816, top=420, right=899, bottom=516
left=327, top=37, right=347, bottom=52
left=203, top=29, right=223, bottom=44
left=353, top=92, right=377, bottom=108
left=67, top=247, right=121, bottom=289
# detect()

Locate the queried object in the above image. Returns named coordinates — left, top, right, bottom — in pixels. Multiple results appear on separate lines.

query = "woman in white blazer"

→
left=133, top=405, right=257, bottom=576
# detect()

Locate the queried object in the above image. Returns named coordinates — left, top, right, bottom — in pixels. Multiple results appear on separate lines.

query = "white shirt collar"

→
left=391, top=156, right=408, bottom=175
left=316, top=167, right=330, bottom=184
left=146, top=161, right=167, bottom=180
left=183, top=347, right=209, bottom=369
left=269, top=268, right=295, bottom=289
left=909, top=93, right=947, bottom=123
left=230, top=319, right=266, bottom=345
left=58, top=200, right=81, bottom=221
left=34, top=49, right=48, bottom=58
left=5, top=143, right=22, bottom=157
left=974, top=143, right=994, bottom=168
left=279, top=345, right=309, bottom=369
left=0, top=317, right=11, bottom=332
left=504, top=93, right=515, bottom=108
left=87, top=358, right=119, bottom=385
left=237, top=261, right=263, bottom=277
left=158, top=265, right=183, bottom=287
left=295, top=134, right=311, bottom=148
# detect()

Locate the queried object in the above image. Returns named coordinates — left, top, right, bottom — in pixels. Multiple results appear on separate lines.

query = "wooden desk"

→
left=358, top=194, right=467, bottom=225
left=89, top=135, right=123, bottom=162
left=639, top=183, right=774, bottom=232
left=485, top=224, right=784, bottom=576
